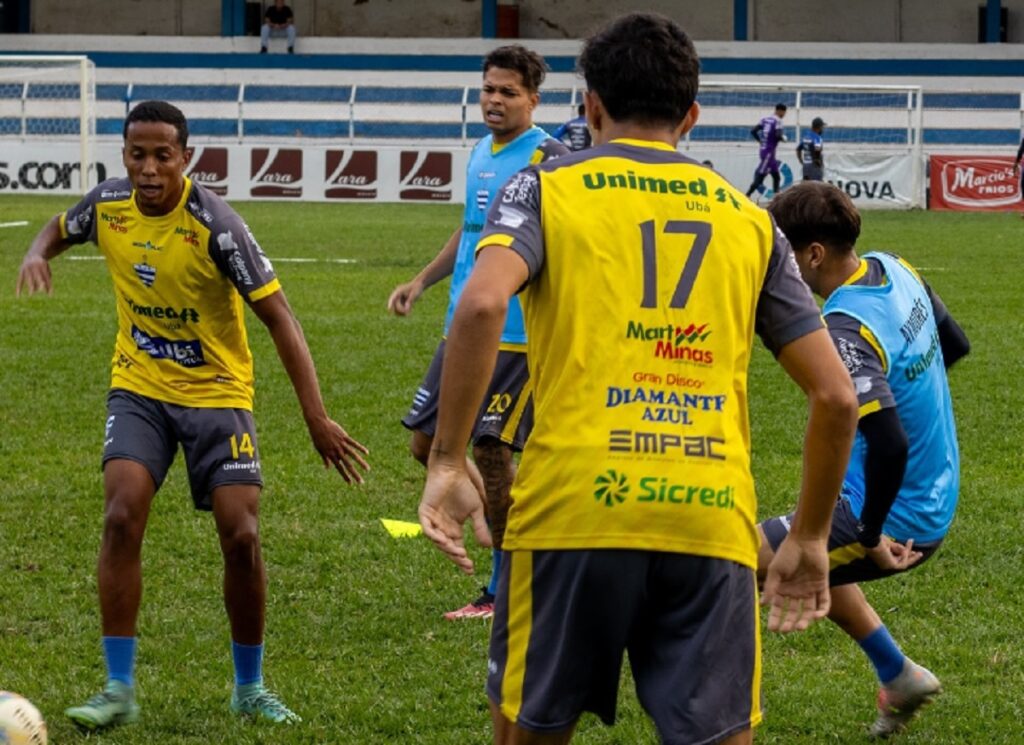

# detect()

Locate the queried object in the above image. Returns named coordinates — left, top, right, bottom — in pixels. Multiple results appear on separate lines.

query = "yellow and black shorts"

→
left=487, top=549, right=762, bottom=744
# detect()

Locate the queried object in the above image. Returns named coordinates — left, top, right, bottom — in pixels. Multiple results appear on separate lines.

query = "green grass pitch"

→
left=1, top=195, right=1022, bottom=743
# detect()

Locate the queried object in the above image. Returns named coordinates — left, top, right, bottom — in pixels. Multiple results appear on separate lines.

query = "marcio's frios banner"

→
left=929, top=155, right=1023, bottom=212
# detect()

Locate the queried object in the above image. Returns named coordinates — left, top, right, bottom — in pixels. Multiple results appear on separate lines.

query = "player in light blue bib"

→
left=388, top=45, right=567, bottom=619
left=759, top=182, right=969, bottom=738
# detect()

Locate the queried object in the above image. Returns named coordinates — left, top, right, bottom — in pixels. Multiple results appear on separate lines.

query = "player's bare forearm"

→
left=17, top=215, right=71, bottom=296
left=429, top=245, right=524, bottom=469
left=473, top=440, right=514, bottom=549
left=418, top=227, right=463, bottom=290
left=252, top=290, right=369, bottom=479
left=430, top=297, right=504, bottom=468
left=387, top=228, right=462, bottom=315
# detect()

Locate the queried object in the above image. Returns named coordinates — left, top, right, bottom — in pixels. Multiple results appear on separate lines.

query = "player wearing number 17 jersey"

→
left=418, top=13, right=858, bottom=744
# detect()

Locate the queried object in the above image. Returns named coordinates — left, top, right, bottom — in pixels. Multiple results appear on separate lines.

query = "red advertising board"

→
left=929, top=155, right=1022, bottom=212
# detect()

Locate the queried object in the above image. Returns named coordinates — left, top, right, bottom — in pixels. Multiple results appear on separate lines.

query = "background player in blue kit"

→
left=796, top=117, right=826, bottom=181
left=552, top=103, right=592, bottom=151
left=746, top=103, right=787, bottom=198
left=387, top=46, right=568, bottom=620
left=760, top=182, right=970, bottom=738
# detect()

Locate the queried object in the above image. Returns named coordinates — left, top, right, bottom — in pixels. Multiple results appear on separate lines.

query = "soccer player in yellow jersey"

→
left=418, top=13, right=859, bottom=745
left=16, top=100, right=369, bottom=730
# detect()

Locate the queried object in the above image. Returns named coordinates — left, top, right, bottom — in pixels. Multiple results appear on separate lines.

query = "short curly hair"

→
left=483, top=45, right=548, bottom=93
left=123, top=100, right=189, bottom=149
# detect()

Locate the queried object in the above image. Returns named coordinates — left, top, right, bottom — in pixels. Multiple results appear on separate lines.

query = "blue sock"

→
left=102, top=636, right=137, bottom=687
left=487, top=549, right=503, bottom=597
left=858, top=626, right=905, bottom=684
left=231, top=641, right=264, bottom=687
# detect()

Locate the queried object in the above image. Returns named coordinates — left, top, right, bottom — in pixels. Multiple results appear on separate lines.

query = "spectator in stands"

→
left=552, top=103, right=592, bottom=151
left=261, top=0, right=296, bottom=55
left=745, top=102, right=787, bottom=198
left=797, top=116, right=826, bottom=181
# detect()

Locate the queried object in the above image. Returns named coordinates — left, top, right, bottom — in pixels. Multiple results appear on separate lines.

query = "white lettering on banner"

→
left=825, top=153, right=916, bottom=209
left=937, top=158, right=1021, bottom=208
left=1, top=142, right=918, bottom=207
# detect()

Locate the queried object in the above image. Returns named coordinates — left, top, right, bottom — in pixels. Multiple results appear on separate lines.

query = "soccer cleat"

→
left=65, top=680, right=140, bottom=730
left=443, top=588, right=495, bottom=620
left=869, top=659, right=942, bottom=738
left=231, top=683, right=301, bottom=723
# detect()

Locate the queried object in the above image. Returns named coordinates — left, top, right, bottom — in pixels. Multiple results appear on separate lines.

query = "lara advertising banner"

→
left=0, top=142, right=464, bottom=203
left=929, top=155, right=1023, bottom=212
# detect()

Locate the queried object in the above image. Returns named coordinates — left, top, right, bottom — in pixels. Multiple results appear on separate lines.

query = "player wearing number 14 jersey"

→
left=16, top=100, right=368, bottom=731
left=418, top=13, right=859, bottom=744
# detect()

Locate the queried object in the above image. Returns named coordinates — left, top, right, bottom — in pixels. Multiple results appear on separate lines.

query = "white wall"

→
left=18, top=0, right=1024, bottom=42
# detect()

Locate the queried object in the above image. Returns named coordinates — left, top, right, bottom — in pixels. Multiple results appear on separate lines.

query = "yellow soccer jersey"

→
left=477, top=140, right=823, bottom=568
left=60, top=176, right=280, bottom=410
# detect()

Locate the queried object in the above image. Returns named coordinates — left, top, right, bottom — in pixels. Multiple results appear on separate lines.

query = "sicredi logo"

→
left=188, top=148, right=229, bottom=196
left=940, top=159, right=1020, bottom=208
left=400, top=151, right=452, bottom=201
left=325, top=150, right=378, bottom=199
left=250, top=148, right=303, bottom=198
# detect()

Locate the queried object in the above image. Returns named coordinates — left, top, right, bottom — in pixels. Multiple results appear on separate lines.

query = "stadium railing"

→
left=5, top=81, right=1023, bottom=147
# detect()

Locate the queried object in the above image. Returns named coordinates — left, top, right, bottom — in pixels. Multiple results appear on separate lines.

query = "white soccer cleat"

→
left=869, top=659, right=942, bottom=738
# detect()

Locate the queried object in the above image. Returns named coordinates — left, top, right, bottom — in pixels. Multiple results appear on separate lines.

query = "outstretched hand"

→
left=419, top=462, right=492, bottom=574
left=16, top=255, right=53, bottom=296
left=307, top=416, right=370, bottom=484
left=761, top=535, right=830, bottom=633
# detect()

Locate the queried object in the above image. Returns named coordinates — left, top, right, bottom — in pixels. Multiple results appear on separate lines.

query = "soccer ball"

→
left=0, top=692, right=47, bottom=745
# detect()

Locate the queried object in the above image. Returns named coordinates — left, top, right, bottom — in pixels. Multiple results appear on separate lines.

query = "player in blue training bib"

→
left=387, top=45, right=568, bottom=620
left=759, top=182, right=969, bottom=738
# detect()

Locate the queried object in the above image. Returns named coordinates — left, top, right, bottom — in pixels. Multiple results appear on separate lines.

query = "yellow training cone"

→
left=380, top=518, right=423, bottom=538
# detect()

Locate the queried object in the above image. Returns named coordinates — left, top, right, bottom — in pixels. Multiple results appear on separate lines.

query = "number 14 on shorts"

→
left=229, top=432, right=255, bottom=459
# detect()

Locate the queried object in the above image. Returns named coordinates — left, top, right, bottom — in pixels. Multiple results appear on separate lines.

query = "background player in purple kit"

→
left=746, top=103, right=787, bottom=198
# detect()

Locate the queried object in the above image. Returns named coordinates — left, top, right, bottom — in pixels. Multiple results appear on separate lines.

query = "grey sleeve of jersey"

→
left=478, top=166, right=544, bottom=282
left=826, top=313, right=895, bottom=412
left=536, top=137, right=571, bottom=162
left=62, top=184, right=108, bottom=245
left=754, top=221, right=825, bottom=355
left=207, top=211, right=279, bottom=299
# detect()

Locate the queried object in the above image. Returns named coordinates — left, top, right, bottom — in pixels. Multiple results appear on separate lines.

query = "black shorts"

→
left=402, top=339, right=533, bottom=450
left=802, top=165, right=824, bottom=181
left=761, top=497, right=942, bottom=587
left=102, top=388, right=262, bottom=510
left=487, top=549, right=761, bottom=744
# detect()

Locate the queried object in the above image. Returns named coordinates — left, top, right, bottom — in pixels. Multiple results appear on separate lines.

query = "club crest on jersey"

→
left=133, top=261, right=157, bottom=287
left=217, top=230, right=239, bottom=252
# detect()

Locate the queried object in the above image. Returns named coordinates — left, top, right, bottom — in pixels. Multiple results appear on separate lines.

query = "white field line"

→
left=0, top=220, right=30, bottom=229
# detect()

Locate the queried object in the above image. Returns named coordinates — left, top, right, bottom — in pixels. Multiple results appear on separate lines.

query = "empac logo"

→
left=399, top=151, right=452, bottom=201
left=938, top=158, right=1020, bottom=208
left=250, top=148, right=303, bottom=198
left=608, top=430, right=725, bottom=459
left=188, top=147, right=229, bottom=196
left=325, top=150, right=378, bottom=199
